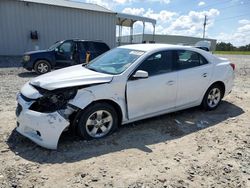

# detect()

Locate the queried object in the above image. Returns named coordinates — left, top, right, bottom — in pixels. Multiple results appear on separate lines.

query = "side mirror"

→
left=132, top=70, right=148, bottom=79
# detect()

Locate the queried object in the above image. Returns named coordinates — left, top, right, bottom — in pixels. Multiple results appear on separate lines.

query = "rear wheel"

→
left=34, top=60, right=51, bottom=74
left=202, top=84, right=223, bottom=110
left=77, top=103, right=118, bottom=140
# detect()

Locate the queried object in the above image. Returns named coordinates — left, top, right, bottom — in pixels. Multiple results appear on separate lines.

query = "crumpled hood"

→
left=30, top=65, right=113, bottom=90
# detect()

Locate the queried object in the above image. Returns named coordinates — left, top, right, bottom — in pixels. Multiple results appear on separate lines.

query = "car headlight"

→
left=29, top=88, right=78, bottom=113
left=49, top=89, right=77, bottom=104
left=23, top=55, right=30, bottom=62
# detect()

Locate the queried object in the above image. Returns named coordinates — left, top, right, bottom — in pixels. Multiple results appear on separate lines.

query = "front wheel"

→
left=202, top=84, right=223, bottom=110
left=34, top=60, right=51, bottom=74
left=77, top=103, right=118, bottom=140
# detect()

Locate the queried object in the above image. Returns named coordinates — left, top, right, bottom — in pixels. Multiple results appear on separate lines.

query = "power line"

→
left=189, top=0, right=250, bottom=15
left=214, top=13, right=250, bottom=22
left=216, top=2, right=250, bottom=11
left=194, top=0, right=232, bottom=11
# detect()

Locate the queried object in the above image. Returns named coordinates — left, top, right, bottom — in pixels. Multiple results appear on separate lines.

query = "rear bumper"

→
left=224, top=70, right=235, bottom=96
left=16, top=93, right=69, bottom=150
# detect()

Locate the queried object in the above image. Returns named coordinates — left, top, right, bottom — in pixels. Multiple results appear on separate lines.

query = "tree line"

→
left=216, top=42, right=250, bottom=51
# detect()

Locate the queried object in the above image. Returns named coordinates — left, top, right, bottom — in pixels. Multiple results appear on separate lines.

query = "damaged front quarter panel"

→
left=16, top=85, right=81, bottom=149
left=16, top=79, right=107, bottom=149
left=68, top=88, right=95, bottom=110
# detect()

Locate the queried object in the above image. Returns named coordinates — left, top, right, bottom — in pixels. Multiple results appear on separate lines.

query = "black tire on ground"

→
left=77, top=103, right=118, bottom=140
left=202, top=84, right=223, bottom=111
left=34, top=60, right=51, bottom=74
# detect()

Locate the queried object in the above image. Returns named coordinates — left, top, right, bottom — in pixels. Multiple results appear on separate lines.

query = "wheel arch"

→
left=208, top=81, right=226, bottom=98
left=70, top=99, right=123, bottom=133
left=90, top=99, right=123, bottom=126
left=33, top=58, right=53, bottom=69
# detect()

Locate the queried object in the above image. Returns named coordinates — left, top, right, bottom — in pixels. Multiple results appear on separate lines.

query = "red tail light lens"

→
left=230, top=63, right=235, bottom=70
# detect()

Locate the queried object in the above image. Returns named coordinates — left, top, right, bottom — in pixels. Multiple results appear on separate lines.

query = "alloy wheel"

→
left=37, top=62, right=49, bottom=73
left=207, top=88, right=221, bottom=108
left=85, top=110, right=113, bottom=138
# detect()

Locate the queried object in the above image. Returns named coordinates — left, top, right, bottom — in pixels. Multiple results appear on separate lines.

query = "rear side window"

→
left=93, top=42, right=110, bottom=53
left=175, top=50, right=208, bottom=70
left=79, top=42, right=88, bottom=53
left=86, top=42, right=95, bottom=53
left=200, top=54, right=209, bottom=65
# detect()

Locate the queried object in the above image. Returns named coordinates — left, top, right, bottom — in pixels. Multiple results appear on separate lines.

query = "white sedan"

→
left=16, top=44, right=235, bottom=149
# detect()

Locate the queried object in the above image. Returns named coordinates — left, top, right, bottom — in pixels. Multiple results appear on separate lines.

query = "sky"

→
left=78, top=0, right=250, bottom=46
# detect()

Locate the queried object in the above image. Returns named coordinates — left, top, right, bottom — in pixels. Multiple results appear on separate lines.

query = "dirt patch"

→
left=0, top=55, right=250, bottom=187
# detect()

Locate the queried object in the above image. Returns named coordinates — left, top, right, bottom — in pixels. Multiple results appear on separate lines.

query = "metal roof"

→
left=117, top=13, right=156, bottom=27
left=18, top=0, right=114, bottom=13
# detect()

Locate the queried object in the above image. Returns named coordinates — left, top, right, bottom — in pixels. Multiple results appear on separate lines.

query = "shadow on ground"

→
left=7, top=101, right=244, bottom=164
left=18, top=72, right=37, bottom=78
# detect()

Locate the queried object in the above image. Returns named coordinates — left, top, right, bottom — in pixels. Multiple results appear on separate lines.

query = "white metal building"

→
left=0, top=0, right=217, bottom=55
left=118, top=34, right=217, bottom=51
left=0, top=0, right=116, bottom=55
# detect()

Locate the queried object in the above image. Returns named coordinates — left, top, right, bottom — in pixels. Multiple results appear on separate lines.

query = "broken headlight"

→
left=29, top=88, right=77, bottom=113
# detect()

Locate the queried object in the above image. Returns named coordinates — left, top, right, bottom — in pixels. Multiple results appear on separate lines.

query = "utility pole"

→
left=203, top=15, right=207, bottom=39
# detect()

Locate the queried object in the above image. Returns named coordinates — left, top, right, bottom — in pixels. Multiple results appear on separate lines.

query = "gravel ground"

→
left=0, top=55, right=249, bottom=188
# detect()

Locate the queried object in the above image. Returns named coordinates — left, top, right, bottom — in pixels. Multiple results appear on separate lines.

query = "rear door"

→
left=78, top=42, right=88, bottom=64
left=174, top=50, right=213, bottom=107
left=86, top=42, right=98, bottom=61
left=126, top=51, right=177, bottom=120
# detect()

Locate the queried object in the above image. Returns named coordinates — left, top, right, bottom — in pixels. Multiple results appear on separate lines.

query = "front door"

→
left=126, top=51, right=177, bottom=120
left=55, top=41, right=75, bottom=67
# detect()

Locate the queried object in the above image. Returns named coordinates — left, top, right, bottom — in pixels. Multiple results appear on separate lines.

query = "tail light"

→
left=230, top=63, right=235, bottom=70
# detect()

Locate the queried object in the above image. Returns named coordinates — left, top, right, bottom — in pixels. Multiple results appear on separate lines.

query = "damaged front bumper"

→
left=16, top=93, right=70, bottom=150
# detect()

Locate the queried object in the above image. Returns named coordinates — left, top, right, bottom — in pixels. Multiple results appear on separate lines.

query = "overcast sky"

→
left=78, top=0, right=250, bottom=46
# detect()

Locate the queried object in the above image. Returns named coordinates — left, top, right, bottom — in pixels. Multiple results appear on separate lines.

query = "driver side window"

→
left=136, top=51, right=172, bottom=76
left=58, top=42, right=72, bottom=53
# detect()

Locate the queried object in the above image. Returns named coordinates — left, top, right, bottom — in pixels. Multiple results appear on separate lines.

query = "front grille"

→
left=16, top=104, right=22, bottom=117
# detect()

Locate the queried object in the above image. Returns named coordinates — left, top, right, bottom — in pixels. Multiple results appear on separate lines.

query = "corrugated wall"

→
left=0, top=0, right=116, bottom=55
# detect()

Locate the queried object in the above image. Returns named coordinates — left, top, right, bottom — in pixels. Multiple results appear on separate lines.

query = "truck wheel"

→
left=34, top=60, right=51, bottom=74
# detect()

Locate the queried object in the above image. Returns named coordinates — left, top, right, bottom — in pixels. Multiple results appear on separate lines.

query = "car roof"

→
left=74, top=40, right=104, bottom=43
left=62, top=39, right=105, bottom=43
left=118, top=43, right=200, bottom=52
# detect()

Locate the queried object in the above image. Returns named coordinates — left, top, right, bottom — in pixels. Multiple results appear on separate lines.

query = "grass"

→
left=214, top=51, right=250, bottom=55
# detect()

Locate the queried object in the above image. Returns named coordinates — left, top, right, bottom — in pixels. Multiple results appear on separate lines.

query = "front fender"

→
left=68, top=89, right=95, bottom=109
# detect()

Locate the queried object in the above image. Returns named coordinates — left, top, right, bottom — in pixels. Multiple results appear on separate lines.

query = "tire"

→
left=34, top=60, right=51, bottom=74
left=77, top=103, right=118, bottom=140
left=202, top=84, right=223, bottom=110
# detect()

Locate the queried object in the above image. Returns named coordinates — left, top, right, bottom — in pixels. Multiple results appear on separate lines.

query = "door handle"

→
left=202, top=73, right=208, bottom=77
left=167, top=80, right=174, bottom=85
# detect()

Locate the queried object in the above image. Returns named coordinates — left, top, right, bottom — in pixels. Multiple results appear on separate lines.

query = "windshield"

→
left=86, top=48, right=145, bottom=75
left=48, top=41, right=63, bottom=51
